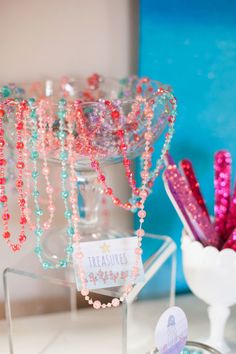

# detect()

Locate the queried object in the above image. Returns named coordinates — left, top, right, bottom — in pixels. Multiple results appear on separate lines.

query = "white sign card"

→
left=155, top=306, right=188, bottom=354
left=73, top=237, right=145, bottom=290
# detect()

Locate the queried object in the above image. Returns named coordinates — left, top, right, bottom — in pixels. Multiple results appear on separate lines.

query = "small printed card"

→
left=155, top=306, right=188, bottom=354
left=73, top=237, right=145, bottom=290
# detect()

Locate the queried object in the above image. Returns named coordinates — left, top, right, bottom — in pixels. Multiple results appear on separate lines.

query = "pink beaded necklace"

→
left=68, top=85, right=177, bottom=309
left=0, top=101, right=28, bottom=251
left=74, top=85, right=176, bottom=213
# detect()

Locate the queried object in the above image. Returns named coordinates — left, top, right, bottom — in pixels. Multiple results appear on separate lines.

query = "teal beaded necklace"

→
left=57, top=98, right=75, bottom=266
left=31, top=98, right=74, bottom=269
left=24, top=99, right=55, bottom=233
left=28, top=100, right=44, bottom=240
left=27, top=99, right=47, bottom=266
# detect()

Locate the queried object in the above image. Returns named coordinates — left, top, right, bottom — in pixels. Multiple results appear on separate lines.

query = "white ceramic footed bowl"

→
left=181, top=231, right=236, bottom=308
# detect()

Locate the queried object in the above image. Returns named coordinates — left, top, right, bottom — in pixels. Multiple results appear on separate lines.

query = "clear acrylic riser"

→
left=3, top=233, right=177, bottom=354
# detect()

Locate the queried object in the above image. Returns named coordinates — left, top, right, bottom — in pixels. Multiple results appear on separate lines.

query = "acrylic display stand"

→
left=3, top=233, right=176, bottom=354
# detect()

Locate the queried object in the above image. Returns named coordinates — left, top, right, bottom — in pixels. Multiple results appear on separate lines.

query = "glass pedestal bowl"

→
left=2, top=75, right=175, bottom=267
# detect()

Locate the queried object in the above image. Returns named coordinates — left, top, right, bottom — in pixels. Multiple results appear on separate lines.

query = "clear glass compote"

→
left=2, top=75, right=174, bottom=266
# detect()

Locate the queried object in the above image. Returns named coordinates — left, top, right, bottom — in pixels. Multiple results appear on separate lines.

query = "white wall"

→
left=0, top=0, right=137, bottom=303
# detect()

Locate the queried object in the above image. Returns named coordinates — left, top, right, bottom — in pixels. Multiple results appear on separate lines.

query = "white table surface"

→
left=0, top=294, right=235, bottom=354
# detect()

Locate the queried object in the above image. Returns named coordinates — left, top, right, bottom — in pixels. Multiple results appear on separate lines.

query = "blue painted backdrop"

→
left=137, top=0, right=236, bottom=295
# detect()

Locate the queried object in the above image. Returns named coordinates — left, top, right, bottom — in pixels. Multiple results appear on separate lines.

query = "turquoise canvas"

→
left=137, top=0, right=236, bottom=295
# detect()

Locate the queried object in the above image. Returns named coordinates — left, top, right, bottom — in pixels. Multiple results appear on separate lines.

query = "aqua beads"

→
left=30, top=151, right=39, bottom=160
left=62, top=191, right=69, bottom=199
left=57, top=99, right=75, bottom=267
left=67, top=226, right=75, bottom=237
left=181, top=349, right=203, bottom=354
left=64, top=210, right=72, bottom=219
left=35, top=208, right=43, bottom=216
left=35, top=227, right=43, bottom=237
left=59, top=260, right=68, bottom=268
left=1, top=86, right=12, bottom=98
left=34, top=246, right=42, bottom=255
left=32, top=171, right=39, bottom=179
left=61, top=170, right=69, bottom=179
left=42, top=261, right=52, bottom=269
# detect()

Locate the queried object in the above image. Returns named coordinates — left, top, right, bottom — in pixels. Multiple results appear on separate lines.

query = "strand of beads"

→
left=34, top=98, right=75, bottom=269
left=66, top=104, right=80, bottom=240
left=148, top=90, right=176, bottom=184
left=27, top=100, right=45, bottom=261
left=65, top=103, right=86, bottom=276
left=62, top=101, right=81, bottom=267
left=23, top=99, right=55, bottom=233
left=22, top=100, right=38, bottom=231
left=117, top=79, right=158, bottom=196
left=134, top=96, right=154, bottom=257
left=106, top=99, right=139, bottom=195
left=0, top=101, right=28, bottom=251
left=35, top=100, right=55, bottom=231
